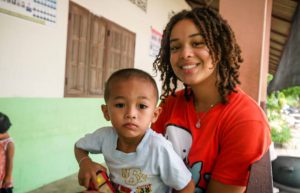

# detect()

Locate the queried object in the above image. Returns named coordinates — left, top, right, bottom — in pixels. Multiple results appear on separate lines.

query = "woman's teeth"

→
left=181, top=64, right=197, bottom=70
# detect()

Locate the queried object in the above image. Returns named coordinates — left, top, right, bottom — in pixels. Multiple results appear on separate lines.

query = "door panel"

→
left=88, top=16, right=106, bottom=96
left=65, top=3, right=90, bottom=96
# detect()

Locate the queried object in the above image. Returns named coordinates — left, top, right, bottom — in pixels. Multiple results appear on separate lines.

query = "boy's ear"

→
left=151, top=106, right=162, bottom=123
left=101, top=105, right=110, bottom=121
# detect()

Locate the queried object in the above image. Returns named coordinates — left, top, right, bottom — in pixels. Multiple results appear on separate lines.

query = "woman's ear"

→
left=151, top=107, right=162, bottom=123
left=208, top=62, right=216, bottom=70
left=101, top=105, right=110, bottom=121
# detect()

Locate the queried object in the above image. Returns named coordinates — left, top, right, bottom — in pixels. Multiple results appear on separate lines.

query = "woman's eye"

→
left=138, top=104, right=148, bottom=109
left=192, top=41, right=205, bottom=47
left=170, top=45, right=179, bottom=52
left=115, top=103, right=125, bottom=108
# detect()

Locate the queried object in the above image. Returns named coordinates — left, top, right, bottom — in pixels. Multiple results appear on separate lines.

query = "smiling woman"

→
left=152, top=6, right=271, bottom=193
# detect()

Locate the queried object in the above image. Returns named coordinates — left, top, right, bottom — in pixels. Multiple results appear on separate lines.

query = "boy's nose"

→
left=125, top=107, right=136, bottom=119
left=126, top=114, right=136, bottom=119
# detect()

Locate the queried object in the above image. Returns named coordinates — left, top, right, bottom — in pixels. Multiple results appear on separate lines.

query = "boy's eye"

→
left=138, top=104, right=148, bottom=109
left=115, top=103, right=125, bottom=108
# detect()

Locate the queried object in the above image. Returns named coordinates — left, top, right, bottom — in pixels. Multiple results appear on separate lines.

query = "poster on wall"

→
left=149, top=27, right=162, bottom=57
left=0, top=0, right=57, bottom=26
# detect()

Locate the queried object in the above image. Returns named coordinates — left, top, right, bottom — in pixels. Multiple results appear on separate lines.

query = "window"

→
left=65, top=2, right=135, bottom=97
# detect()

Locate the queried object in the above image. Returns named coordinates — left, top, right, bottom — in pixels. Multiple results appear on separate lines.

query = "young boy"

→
left=0, top=112, right=14, bottom=193
left=75, top=68, right=194, bottom=193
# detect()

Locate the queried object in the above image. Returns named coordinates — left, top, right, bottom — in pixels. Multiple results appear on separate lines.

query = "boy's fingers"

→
left=91, top=172, right=98, bottom=190
left=78, top=174, right=85, bottom=186
left=83, top=176, right=91, bottom=188
left=79, top=178, right=84, bottom=186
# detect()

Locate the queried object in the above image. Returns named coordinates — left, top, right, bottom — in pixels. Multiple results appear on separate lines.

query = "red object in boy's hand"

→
left=88, top=171, right=116, bottom=193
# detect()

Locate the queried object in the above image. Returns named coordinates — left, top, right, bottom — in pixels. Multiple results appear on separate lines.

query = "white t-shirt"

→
left=76, top=127, right=191, bottom=193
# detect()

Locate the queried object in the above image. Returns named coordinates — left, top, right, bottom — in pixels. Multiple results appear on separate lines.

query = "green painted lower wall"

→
left=0, top=98, right=108, bottom=193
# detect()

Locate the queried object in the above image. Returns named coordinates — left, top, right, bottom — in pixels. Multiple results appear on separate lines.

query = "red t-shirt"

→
left=152, top=88, right=271, bottom=191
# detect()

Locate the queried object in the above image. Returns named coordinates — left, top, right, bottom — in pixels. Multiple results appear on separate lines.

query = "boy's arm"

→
left=173, top=179, right=195, bottom=193
left=74, top=146, right=106, bottom=189
left=4, top=141, right=14, bottom=187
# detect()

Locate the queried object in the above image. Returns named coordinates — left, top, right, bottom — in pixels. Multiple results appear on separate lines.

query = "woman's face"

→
left=169, top=19, right=216, bottom=86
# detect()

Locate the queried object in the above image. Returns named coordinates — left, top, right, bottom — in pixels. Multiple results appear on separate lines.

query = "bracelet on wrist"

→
left=78, top=156, right=90, bottom=166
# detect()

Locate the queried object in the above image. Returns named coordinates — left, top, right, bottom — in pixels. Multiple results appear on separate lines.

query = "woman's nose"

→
left=180, top=46, right=193, bottom=59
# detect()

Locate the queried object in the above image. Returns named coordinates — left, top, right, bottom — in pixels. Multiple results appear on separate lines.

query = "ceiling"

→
left=185, top=0, right=299, bottom=76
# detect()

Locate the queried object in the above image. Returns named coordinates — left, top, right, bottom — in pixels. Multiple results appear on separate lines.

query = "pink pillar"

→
left=219, top=0, right=272, bottom=105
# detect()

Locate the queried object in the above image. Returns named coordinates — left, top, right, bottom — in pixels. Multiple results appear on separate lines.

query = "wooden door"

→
left=104, top=21, right=135, bottom=82
left=87, top=16, right=106, bottom=96
left=65, top=2, right=90, bottom=96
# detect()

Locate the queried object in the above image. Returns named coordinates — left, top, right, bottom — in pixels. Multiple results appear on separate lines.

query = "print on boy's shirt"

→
left=122, top=168, right=147, bottom=186
left=113, top=168, right=151, bottom=193
left=113, top=183, right=152, bottom=193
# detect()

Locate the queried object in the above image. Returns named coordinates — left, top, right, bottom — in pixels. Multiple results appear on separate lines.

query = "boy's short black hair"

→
left=104, top=68, right=159, bottom=103
left=0, top=112, right=12, bottom=133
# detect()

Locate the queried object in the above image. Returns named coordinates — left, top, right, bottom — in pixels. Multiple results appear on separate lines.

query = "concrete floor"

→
left=27, top=173, right=85, bottom=193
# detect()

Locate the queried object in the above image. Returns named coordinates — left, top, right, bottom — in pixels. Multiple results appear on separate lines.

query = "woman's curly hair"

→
left=153, top=7, right=243, bottom=103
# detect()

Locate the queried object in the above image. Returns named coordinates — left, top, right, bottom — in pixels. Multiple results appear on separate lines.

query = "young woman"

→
left=151, top=7, right=271, bottom=193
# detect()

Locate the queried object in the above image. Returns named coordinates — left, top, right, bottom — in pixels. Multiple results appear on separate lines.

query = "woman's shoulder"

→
left=228, top=88, right=261, bottom=108
left=158, top=89, right=190, bottom=116
left=219, top=89, right=270, bottom=142
left=161, top=89, right=187, bottom=106
left=225, top=88, right=268, bottom=120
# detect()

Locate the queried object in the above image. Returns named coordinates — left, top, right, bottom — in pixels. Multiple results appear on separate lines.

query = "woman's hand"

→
left=78, top=158, right=107, bottom=189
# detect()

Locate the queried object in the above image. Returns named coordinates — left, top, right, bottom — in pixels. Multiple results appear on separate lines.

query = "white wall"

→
left=0, top=0, right=189, bottom=97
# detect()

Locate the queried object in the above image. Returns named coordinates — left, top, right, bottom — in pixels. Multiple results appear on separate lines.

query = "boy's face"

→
left=101, top=77, right=161, bottom=141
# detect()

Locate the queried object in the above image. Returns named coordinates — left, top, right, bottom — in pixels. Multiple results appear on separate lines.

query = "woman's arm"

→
left=3, top=141, right=14, bottom=187
left=206, top=179, right=246, bottom=193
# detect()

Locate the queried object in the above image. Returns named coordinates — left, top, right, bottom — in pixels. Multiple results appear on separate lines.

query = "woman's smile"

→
left=170, top=19, right=215, bottom=85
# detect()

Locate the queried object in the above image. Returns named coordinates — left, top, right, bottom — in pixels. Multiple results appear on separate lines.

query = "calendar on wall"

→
left=0, top=0, right=57, bottom=26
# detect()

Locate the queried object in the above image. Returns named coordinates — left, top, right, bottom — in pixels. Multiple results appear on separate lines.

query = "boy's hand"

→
left=78, top=158, right=107, bottom=189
